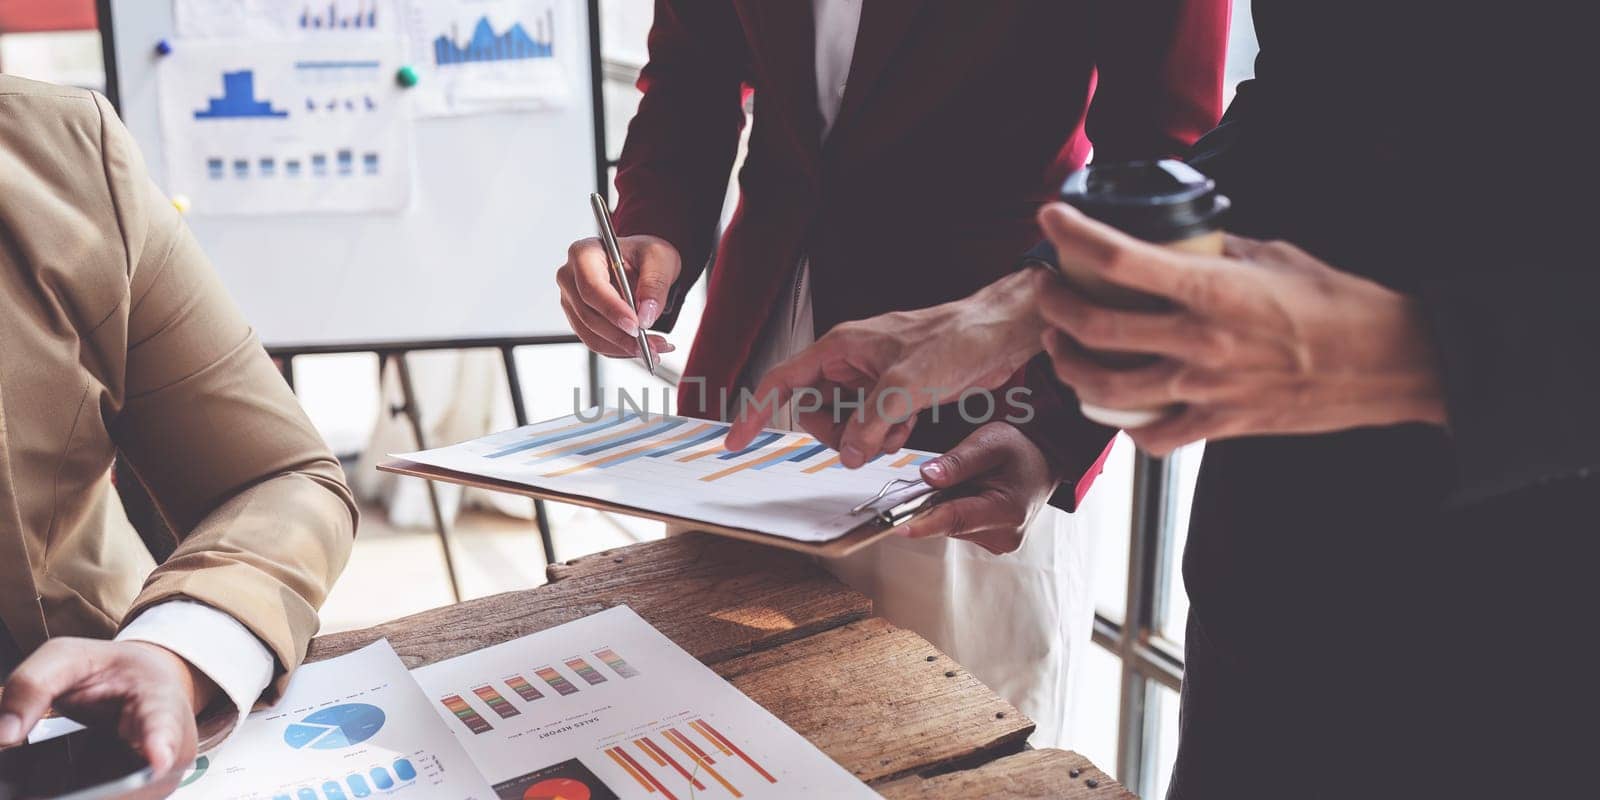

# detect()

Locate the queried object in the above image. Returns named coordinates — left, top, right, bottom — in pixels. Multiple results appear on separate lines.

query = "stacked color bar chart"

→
left=605, top=718, right=778, bottom=799
left=439, top=694, right=493, bottom=734
left=472, top=684, right=520, bottom=719
left=564, top=657, right=608, bottom=686
left=505, top=674, right=545, bottom=702
left=535, top=666, right=580, bottom=696
left=594, top=648, right=640, bottom=678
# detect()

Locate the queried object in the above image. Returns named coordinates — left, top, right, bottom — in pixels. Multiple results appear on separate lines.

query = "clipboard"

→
left=378, top=459, right=939, bottom=559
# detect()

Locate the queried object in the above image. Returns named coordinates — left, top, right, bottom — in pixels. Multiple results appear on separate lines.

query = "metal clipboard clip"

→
left=851, top=477, right=940, bottom=527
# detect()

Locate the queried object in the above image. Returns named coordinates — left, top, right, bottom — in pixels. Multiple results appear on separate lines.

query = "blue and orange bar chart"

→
left=483, top=411, right=927, bottom=482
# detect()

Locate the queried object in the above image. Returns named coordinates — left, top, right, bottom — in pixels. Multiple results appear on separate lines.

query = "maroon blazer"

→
left=613, top=0, right=1228, bottom=496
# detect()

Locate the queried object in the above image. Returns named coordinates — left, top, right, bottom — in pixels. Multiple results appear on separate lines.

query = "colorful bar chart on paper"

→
left=397, top=410, right=941, bottom=544
left=594, top=648, right=640, bottom=679
left=472, top=685, right=520, bottom=719
left=439, top=694, right=493, bottom=734
left=563, top=657, right=608, bottom=686
left=535, top=666, right=580, bottom=696
left=505, top=674, right=544, bottom=702
left=604, top=717, right=780, bottom=799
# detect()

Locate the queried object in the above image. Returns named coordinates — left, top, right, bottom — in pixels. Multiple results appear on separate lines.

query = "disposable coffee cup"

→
left=1055, top=160, right=1230, bottom=429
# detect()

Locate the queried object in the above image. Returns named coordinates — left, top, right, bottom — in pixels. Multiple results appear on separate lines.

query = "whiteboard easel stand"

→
left=97, top=0, right=612, bottom=601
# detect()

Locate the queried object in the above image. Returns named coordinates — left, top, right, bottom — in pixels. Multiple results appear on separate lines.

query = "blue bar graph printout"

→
left=194, top=71, right=288, bottom=119
left=433, top=11, right=555, bottom=65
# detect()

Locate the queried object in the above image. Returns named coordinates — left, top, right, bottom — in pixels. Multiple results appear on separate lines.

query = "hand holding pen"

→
left=555, top=194, right=677, bottom=367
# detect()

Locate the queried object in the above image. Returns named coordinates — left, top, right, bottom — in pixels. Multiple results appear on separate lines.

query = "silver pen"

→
left=589, top=192, right=657, bottom=376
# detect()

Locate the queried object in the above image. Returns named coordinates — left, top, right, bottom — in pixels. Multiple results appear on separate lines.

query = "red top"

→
left=613, top=0, right=1229, bottom=499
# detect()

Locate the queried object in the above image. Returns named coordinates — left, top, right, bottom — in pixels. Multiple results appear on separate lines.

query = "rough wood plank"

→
left=877, top=749, right=1135, bottom=799
left=308, top=533, right=871, bottom=668
left=712, top=616, right=1033, bottom=784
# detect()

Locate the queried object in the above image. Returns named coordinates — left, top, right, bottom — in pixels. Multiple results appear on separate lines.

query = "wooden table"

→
left=309, top=533, right=1134, bottom=799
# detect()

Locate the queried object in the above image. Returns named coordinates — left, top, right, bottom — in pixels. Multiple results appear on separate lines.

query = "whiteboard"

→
left=103, top=0, right=602, bottom=349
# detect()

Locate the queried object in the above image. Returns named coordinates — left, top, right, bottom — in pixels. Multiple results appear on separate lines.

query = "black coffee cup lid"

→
left=1059, top=159, right=1230, bottom=242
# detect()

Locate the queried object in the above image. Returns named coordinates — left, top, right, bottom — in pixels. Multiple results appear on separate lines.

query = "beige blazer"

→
left=0, top=76, right=357, bottom=695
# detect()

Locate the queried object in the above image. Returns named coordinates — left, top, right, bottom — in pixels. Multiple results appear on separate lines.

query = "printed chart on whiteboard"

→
left=411, top=606, right=876, bottom=799
left=157, top=37, right=414, bottom=215
left=395, top=409, right=941, bottom=542
left=403, top=0, right=571, bottom=116
left=175, top=0, right=402, bottom=39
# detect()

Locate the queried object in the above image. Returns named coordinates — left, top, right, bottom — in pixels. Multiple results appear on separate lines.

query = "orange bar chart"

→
left=695, top=718, right=777, bottom=784
left=639, top=736, right=705, bottom=791
left=662, top=728, right=739, bottom=797
left=607, top=746, right=678, bottom=799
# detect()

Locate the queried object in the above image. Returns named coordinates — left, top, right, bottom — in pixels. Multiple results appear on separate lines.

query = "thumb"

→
left=919, top=428, right=1007, bottom=488
left=625, top=238, right=681, bottom=329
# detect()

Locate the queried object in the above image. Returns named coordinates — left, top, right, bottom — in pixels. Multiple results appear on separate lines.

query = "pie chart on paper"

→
left=282, top=703, right=387, bottom=750
left=523, top=778, right=592, bottom=800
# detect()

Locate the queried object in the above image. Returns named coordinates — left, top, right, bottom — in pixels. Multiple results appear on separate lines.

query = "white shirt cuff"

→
left=116, top=599, right=276, bottom=728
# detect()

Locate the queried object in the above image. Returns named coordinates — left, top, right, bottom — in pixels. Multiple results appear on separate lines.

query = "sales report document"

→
left=395, top=409, right=940, bottom=542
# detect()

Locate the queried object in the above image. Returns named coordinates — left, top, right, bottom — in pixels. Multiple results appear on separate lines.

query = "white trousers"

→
left=739, top=261, right=1094, bottom=748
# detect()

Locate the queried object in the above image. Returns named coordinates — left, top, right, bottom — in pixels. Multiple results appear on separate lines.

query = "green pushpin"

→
left=395, top=65, right=419, bottom=88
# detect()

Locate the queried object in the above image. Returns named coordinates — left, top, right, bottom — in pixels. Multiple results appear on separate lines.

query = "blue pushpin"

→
left=155, top=39, right=174, bottom=56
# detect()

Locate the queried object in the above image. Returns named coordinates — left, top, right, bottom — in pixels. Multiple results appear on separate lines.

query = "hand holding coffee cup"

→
left=1034, top=172, right=1448, bottom=456
left=1043, top=160, right=1230, bottom=428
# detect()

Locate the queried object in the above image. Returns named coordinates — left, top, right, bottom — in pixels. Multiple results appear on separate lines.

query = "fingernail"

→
left=841, top=446, right=863, bottom=467
left=619, top=318, right=639, bottom=337
left=638, top=299, right=660, bottom=328
left=921, top=460, right=947, bottom=483
left=658, top=341, right=676, bottom=353
left=0, top=712, right=22, bottom=744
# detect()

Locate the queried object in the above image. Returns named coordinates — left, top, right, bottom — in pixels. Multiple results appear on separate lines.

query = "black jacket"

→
left=1167, top=2, right=1598, bottom=797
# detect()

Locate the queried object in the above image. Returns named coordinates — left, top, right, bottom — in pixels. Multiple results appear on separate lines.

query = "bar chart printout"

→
left=473, top=684, right=522, bottom=719
left=536, top=666, right=581, bottom=696
left=157, top=38, right=413, bottom=214
left=441, top=694, right=495, bottom=734
left=506, top=674, right=545, bottom=702
left=595, top=648, right=640, bottom=679
left=403, top=0, right=571, bottom=115
left=396, top=409, right=941, bottom=544
left=411, top=606, right=877, bottom=799
left=565, top=657, right=608, bottom=686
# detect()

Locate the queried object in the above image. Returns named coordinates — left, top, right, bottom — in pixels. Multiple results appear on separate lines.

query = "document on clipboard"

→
left=382, top=409, right=940, bottom=556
